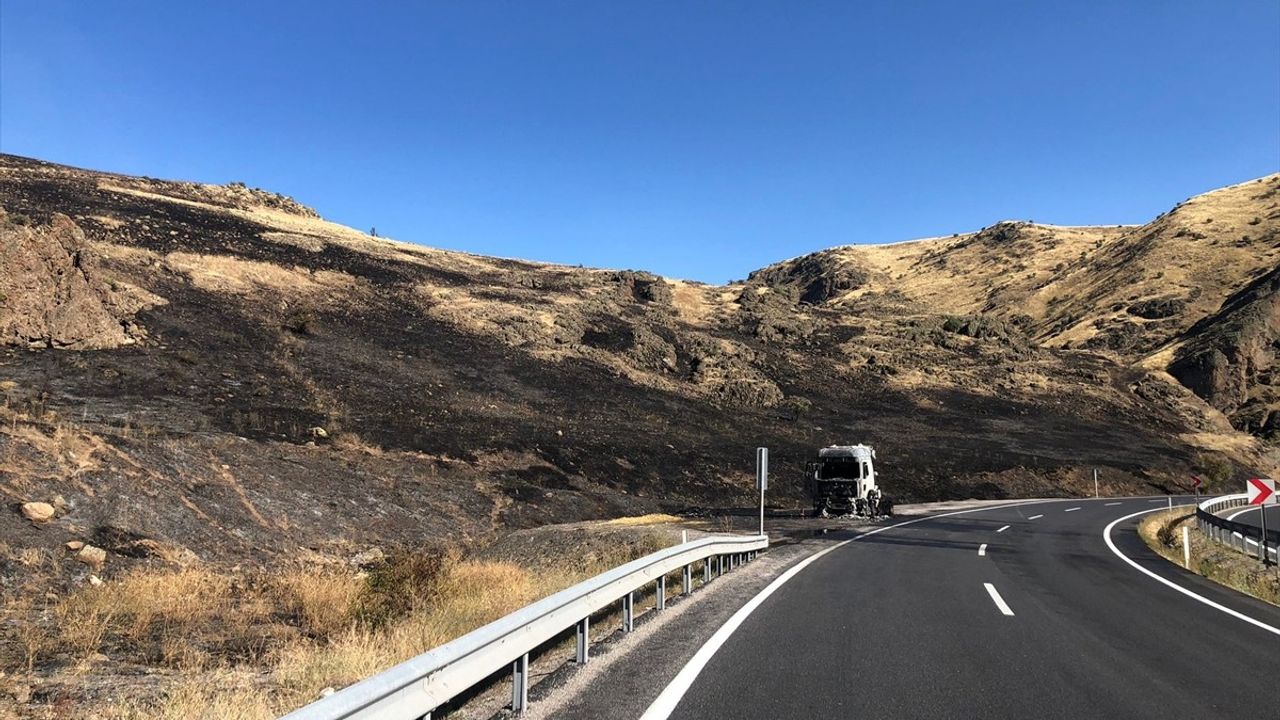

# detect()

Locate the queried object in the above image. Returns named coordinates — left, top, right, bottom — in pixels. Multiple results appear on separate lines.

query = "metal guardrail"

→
left=1195, top=494, right=1279, bottom=561
left=280, top=533, right=769, bottom=720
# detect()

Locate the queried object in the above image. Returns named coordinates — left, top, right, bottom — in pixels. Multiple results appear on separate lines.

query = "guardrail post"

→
left=1182, top=526, right=1190, bottom=568
left=703, top=559, right=711, bottom=583
left=656, top=576, right=666, bottom=610
left=576, top=617, right=589, bottom=665
left=718, top=555, right=724, bottom=576
left=512, top=653, right=529, bottom=713
left=683, top=564, right=692, bottom=595
left=622, top=592, right=634, bottom=632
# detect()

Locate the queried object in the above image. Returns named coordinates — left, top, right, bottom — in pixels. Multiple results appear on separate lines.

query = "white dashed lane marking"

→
left=984, top=583, right=1015, bottom=616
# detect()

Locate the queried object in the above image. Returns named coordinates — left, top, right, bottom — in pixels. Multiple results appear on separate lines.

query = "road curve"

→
left=653, top=497, right=1280, bottom=720
left=1223, top=503, right=1280, bottom=534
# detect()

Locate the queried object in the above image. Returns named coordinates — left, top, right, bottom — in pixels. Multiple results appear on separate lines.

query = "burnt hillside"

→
left=0, top=154, right=1274, bottom=572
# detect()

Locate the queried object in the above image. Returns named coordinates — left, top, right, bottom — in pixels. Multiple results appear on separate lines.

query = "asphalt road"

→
left=1222, top=502, right=1280, bottom=534
left=653, top=497, right=1280, bottom=720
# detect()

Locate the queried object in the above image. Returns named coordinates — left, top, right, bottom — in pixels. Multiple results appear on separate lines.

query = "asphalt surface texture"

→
left=1222, top=502, right=1280, bottom=534
left=650, top=497, right=1280, bottom=720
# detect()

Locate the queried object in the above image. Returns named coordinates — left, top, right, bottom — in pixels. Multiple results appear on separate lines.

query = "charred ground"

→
left=0, top=154, right=1276, bottom=580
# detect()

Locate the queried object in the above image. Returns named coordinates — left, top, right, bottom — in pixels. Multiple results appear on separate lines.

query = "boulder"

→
left=20, top=502, right=55, bottom=522
left=77, top=545, right=107, bottom=568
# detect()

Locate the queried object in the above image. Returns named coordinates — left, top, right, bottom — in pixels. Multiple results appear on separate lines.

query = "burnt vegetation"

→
left=0, top=154, right=1275, bottom=581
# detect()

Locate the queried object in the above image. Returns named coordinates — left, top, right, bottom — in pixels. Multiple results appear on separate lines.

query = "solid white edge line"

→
left=978, top=543, right=987, bottom=557
left=996, top=525, right=1010, bottom=533
left=637, top=499, right=1049, bottom=720
left=984, top=582, right=1015, bottom=616
left=1064, top=507, right=1081, bottom=512
left=1102, top=506, right=1280, bottom=637
left=1028, top=514, right=1043, bottom=520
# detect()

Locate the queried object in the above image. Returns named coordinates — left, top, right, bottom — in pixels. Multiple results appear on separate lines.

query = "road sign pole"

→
left=1093, top=468, right=1099, bottom=498
left=756, top=447, right=768, bottom=537
left=759, top=484, right=765, bottom=536
left=1261, top=509, right=1270, bottom=568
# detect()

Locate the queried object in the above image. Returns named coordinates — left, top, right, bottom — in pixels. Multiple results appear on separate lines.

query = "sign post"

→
left=1246, top=478, right=1277, bottom=567
left=1093, top=468, right=1099, bottom=499
left=756, top=447, right=768, bottom=537
left=1191, top=475, right=1202, bottom=503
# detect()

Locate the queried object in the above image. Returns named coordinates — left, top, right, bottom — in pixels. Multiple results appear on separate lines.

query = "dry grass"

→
left=605, top=513, right=683, bottom=526
left=103, top=670, right=275, bottom=720
left=40, top=532, right=674, bottom=717
left=1139, top=508, right=1280, bottom=606
left=272, top=559, right=544, bottom=701
left=53, top=567, right=272, bottom=666
left=273, top=569, right=363, bottom=638
left=8, top=596, right=53, bottom=672
left=163, top=252, right=359, bottom=298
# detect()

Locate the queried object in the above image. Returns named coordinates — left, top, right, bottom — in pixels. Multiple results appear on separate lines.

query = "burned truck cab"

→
left=807, top=444, right=880, bottom=517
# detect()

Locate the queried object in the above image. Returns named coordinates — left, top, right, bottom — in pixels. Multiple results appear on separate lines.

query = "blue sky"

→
left=2, top=2, right=1278, bottom=282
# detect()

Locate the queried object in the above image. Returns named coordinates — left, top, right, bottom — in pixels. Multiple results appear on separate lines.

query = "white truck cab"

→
left=807, top=444, right=882, bottom=517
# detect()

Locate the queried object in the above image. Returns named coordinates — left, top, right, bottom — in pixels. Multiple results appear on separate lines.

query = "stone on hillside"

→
left=349, top=547, right=385, bottom=567
left=77, top=545, right=107, bottom=568
left=20, top=502, right=55, bottom=522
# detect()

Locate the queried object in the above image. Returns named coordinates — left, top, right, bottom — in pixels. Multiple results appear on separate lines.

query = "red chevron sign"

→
left=1247, top=478, right=1276, bottom=505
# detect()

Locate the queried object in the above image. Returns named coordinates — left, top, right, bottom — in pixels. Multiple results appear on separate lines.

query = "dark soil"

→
left=0, top=153, right=1255, bottom=583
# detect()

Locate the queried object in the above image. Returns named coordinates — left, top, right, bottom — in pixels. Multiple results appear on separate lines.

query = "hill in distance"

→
left=1, top=153, right=1278, bottom=575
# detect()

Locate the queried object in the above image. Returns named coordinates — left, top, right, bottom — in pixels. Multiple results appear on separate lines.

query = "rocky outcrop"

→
left=0, top=210, right=155, bottom=349
left=610, top=271, right=673, bottom=304
left=1169, top=266, right=1280, bottom=439
left=748, top=250, right=868, bottom=305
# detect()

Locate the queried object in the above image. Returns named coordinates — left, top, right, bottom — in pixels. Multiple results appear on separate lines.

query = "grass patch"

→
left=33, top=529, right=678, bottom=717
left=1138, top=508, right=1280, bottom=606
left=605, top=513, right=683, bottom=526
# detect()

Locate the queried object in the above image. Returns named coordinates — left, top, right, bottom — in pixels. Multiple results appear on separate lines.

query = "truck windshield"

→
left=817, top=458, right=863, bottom=480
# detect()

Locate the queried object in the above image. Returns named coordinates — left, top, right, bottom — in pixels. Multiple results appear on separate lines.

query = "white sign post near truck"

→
left=756, top=447, right=768, bottom=536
